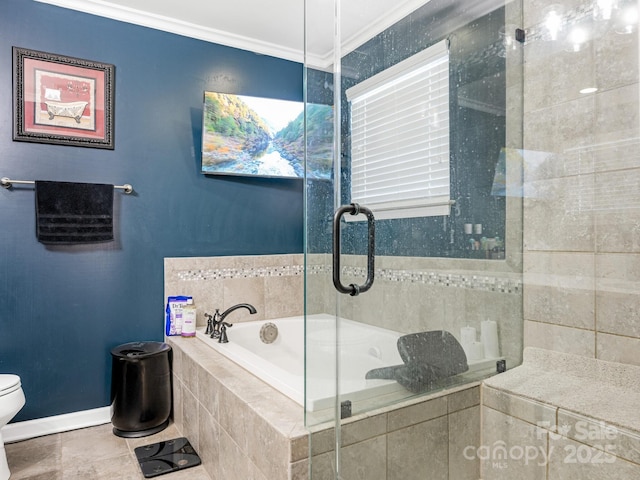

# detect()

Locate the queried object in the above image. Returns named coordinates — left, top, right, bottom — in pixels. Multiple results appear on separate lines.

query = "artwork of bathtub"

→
left=196, top=313, right=500, bottom=412
left=44, top=100, right=88, bottom=123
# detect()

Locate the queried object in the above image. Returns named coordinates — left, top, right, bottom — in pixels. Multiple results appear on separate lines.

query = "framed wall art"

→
left=13, top=47, right=115, bottom=149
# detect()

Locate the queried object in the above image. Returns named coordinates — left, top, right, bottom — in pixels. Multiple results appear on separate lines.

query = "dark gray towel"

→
left=35, top=180, right=114, bottom=244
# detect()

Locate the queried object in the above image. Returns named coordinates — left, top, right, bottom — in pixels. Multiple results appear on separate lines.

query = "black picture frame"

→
left=13, top=47, right=115, bottom=149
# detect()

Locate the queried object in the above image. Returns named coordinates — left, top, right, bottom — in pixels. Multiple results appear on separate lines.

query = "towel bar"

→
left=1, top=177, right=133, bottom=194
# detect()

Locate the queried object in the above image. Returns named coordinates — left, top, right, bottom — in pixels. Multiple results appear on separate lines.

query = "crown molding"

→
left=34, top=0, right=313, bottom=65
left=35, top=0, right=434, bottom=70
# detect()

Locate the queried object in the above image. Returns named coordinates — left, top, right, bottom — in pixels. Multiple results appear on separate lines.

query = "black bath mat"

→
left=135, top=437, right=201, bottom=478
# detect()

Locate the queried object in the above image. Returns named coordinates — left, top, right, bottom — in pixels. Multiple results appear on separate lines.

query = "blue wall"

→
left=0, top=0, right=303, bottom=421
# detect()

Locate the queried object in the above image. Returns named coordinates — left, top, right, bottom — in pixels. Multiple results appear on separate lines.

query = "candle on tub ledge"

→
left=460, top=326, right=476, bottom=346
left=460, top=326, right=483, bottom=361
left=481, top=320, right=500, bottom=359
left=464, top=341, right=484, bottom=361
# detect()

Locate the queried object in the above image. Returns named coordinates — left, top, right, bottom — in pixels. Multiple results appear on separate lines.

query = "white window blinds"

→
left=346, top=40, right=451, bottom=219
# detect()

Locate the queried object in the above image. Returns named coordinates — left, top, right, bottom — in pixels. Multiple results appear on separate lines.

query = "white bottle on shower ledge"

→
left=181, top=299, right=197, bottom=337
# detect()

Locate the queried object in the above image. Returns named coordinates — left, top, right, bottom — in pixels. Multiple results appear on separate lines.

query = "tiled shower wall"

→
left=481, top=1, right=640, bottom=478
left=521, top=0, right=640, bottom=367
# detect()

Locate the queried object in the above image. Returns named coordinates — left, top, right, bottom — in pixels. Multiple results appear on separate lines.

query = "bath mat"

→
left=135, top=437, right=201, bottom=478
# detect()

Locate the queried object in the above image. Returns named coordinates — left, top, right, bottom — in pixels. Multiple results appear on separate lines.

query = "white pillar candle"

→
left=463, top=341, right=484, bottom=361
left=481, top=320, right=500, bottom=359
left=460, top=326, right=477, bottom=346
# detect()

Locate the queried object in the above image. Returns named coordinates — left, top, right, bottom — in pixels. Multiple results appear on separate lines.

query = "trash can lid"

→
left=111, top=341, right=171, bottom=358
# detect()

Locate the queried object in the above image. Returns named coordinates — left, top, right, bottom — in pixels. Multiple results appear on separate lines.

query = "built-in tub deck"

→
left=167, top=319, right=487, bottom=479
left=194, top=314, right=499, bottom=413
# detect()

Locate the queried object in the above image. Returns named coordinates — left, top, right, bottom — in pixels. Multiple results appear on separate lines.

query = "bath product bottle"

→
left=181, top=299, right=197, bottom=337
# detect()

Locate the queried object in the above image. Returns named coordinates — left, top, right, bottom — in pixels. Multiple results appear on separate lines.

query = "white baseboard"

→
left=1, top=406, right=111, bottom=443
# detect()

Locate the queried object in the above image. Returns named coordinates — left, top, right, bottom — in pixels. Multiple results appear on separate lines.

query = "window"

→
left=346, top=40, right=450, bottom=220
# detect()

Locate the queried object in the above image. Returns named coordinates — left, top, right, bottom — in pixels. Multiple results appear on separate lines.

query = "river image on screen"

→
left=201, top=92, right=333, bottom=180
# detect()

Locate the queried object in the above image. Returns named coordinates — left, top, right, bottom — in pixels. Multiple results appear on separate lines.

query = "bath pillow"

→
left=365, top=330, right=468, bottom=393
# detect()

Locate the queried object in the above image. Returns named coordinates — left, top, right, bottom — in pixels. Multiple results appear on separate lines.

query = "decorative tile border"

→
left=176, top=265, right=304, bottom=281
left=342, top=266, right=522, bottom=294
left=173, top=262, right=521, bottom=294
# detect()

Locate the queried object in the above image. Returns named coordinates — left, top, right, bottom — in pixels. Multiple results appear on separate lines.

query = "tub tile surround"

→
left=165, top=253, right=524, bottom=369
left=164, top=255, right=305, bottom=326
left=481, top=348, right=640, bottom=479
left=164, top=252, right=522, bottom=478
left=168, top=331, right=484, bottom=480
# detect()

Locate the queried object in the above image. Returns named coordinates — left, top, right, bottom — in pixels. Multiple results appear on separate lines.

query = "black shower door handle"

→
left=332, top=203, right=375, bottom=296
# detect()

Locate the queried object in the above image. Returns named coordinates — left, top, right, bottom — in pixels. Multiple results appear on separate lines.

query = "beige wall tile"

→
left=523, top=175, right=595, bottom=252
left=172, top=374, right=184, bottom=432
left=448, top=385, right=480, bottom=413
left=341, top=413, right=387, bottom=447
left=524, top=282, right=594, bottom=330
left=595, top=208, right=640, bottom=254
left=523, top=94, right=596, bottom=155
left=309, top=451, right=335, bottom=479
left=524, top=33, right=595, bottom=114
left=548, top=436, right=640, bottom=480
left=557, top=409, right=640, bottom=466
left=218, top=430, right=251, bottom=480
left=596, top=253, right=640, bottom=338
left=198, top=404, right=220, bottom=480
left=198, top=365, right=220, bottom=419
left=596, top=332, right=640, bottom=367
left=222, top=277, right=266, bottom=322
left=264, top=274, right=303, bottom=318
left=387, top=416, right=448, bottom=480
left=309, top=426, right=335, bottom=456
left=481, top=406, right=548, bottom=480
left=594, top=18, right=639, bottom=91
left=524, top=320, right=595, bottom=357
left=594, top=169, right=640, bottom=254
left=339, top=436, right=387, bottom=480
left=594, top=84, right=639, bottom=145
left=182, top=387, right=200, bottom=451
left=217, top=388, right=250, bottom=454
left=483, top=386, right=557, bottom=426
left=449, top=406, right=481, bottom=480
left=387, top=396, right=447, bottom=432
left=245, top=413, right=290, bottom=480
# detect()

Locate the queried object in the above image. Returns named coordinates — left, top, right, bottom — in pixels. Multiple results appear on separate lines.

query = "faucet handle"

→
left=204, top=313, right=214, bottom=335
left=218, top=322, right=232, bottom=343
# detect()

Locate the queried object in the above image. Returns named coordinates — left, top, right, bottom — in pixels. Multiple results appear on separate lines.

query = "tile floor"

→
left=5, top=423, right=212, bottom=480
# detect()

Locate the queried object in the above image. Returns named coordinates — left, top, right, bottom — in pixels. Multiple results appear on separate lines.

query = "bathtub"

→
left=195, top=313, right=406, bottom=411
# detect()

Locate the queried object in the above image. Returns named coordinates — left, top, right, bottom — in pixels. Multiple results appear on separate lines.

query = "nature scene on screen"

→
left=201, top=92, right=333, bottom=179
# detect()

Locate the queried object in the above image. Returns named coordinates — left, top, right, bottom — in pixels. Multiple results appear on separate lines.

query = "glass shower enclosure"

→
left=304, top=0, right=524, bottom=478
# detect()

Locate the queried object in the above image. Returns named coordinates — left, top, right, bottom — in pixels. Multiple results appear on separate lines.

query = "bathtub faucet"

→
left=207, top=303, right=257, bottom=343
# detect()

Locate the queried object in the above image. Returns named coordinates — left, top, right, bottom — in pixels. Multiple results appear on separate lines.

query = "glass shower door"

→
left=304, top=0, right=524, bottom=478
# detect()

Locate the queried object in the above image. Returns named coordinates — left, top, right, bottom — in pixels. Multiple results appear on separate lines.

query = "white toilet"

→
left=0, top=375, right=25, bottom=480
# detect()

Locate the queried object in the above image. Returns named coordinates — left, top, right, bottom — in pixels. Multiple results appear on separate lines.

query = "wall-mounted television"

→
left=201, top=92, right=333, bottom=180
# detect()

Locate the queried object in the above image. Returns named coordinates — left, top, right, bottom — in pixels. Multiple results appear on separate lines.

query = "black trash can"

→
left=110, top=341, right=172, bottom=438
